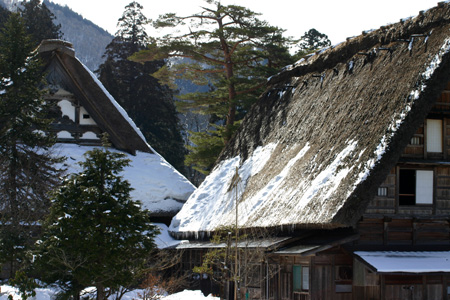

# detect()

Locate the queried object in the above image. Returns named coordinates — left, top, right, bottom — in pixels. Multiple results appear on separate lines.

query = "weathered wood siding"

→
left=365, top=165, right=450, bottom=217
left=357, top=217, right=450, bottom=246
left=354, top=259, right=450, bottom=300
left=269, top=249, right=353, bottom=300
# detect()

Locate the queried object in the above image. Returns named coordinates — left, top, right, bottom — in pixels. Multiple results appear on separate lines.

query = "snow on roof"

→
left=56, top=143, right=195, bottom=216
left=170, top=139, right=370, bottom=233
left=170, top=142, right=278, bottom=233
left=38, top=39, right=153, bottom=154
left=80, top=61, right=150, bottom=149
left=355, top=251, right=450, bottom=273
left=170, top=3, right=450, bottom=236
left=174, top=236, right=292, bottom=250
left=154, top=223, right=184, bottom=249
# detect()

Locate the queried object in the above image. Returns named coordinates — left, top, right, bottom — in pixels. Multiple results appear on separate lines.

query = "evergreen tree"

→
left=130, top=0, right=295, bottom=174
left=97, top=2, right=186, bottom=174
left=0, top=13, right=61, bottom=276
left=294, top=28, right=331, bottom=59
left=20, top=0, right=62, bottom=46
left=35, top=145, right=158, bottom=300
left=0, top=5, right=11, bottom=28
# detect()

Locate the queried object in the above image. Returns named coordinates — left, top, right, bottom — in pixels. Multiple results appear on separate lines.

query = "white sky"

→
left=47, top=0, right=441, bottom=44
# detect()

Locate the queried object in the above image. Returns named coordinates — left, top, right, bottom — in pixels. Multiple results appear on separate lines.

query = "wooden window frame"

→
left=398, top=168, right=434, bottom=207
left=426, top=119, right=443, bottom=153
left=293, top=265, right=310, bottom=293
left=378, top=187, right=388, bottom=197
left=335, top=265, right=353, bottom=293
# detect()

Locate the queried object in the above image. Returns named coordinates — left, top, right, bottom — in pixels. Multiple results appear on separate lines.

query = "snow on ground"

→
left=0, top=285, right=218, bottom=300
left=54, top=143, right=195, bottom=215
left=159, top=290, right=218, bottom=300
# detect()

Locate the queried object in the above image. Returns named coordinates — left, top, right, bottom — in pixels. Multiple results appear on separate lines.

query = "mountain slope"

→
left=44, top=0, right=112, bottom=71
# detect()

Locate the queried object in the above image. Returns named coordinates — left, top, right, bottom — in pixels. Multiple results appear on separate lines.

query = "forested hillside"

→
left=0, top=0, right=112, bottom=71
left=43, top=0, right=112, bottom=71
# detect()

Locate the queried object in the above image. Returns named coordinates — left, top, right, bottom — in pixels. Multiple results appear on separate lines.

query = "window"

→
left=399, top=169, right=433, bottom=205
left=335, top=266, right=353, bottom=293
left=378, top=187, right=388, bottom=197
left=82, top=114, right=90, bottom=119
left=293, top=265, right=309, bottom=292
left=426, top=119, right=442, bottom=153
left=410, top=136, right=421, bottom=145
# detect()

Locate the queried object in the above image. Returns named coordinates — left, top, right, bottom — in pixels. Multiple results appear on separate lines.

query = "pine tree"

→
left=0, top=13, right=61, bottom=275
left=35, top=145, right=158, bottom=300
left=294, top=28, right=331, bottom=59
left=130, top=0, right=295, bottom=174
left=97, top=2, right=186, bottom=174
left=0, top=5, right=11, bottom=28
left=19, top=0, right=62, bottom=46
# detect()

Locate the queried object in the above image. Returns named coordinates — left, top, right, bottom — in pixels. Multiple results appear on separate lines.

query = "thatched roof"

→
left=170, top=2, right=450, bottom=237
left=38, top=39, right=151, bottom=155
left=37, top=40, right=196, bottom=217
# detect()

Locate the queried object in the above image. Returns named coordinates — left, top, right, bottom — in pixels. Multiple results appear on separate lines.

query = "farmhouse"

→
left=38, top=39, right=195, bottom=225
left=169, top=2, right=450, bottom=299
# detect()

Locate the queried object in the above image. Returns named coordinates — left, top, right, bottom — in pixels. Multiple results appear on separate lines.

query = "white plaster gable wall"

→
left=79, top=106, right=97, bottom=125
left=57, top=131, right=72, bottom=139
left=80, top=131, right=98, bottom=139
left=57, top=99, right=75, bottom=122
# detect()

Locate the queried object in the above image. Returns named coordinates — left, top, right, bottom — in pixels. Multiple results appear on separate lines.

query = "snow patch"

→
left=154, top=223, right=185, bottom=249
left=355, top=251, right=450, bottom=273
left=0, top=285, right=218, bottom=300
left=55, top=144, right=195, bottom=215
left=170, top=143, right=278, bottom=232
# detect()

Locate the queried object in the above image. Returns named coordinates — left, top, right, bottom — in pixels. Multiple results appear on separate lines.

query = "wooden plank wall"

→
left=357, top=217, right=450, bottom=245
left=365, top=165, right=450, bottom=217
left=271, top=249, right=353, bottom=300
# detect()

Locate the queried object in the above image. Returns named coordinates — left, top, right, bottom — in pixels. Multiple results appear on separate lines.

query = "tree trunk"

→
left=96, top=283, right=105, bottom=300
left=74, top=290, right=81, bottom=300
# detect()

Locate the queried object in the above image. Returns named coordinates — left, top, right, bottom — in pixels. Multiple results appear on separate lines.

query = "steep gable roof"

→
left=38, top=39, right=150, bottom=155
left=37, top=40, right=195, bottom=217
left=170, top=2, right=450, bottom=237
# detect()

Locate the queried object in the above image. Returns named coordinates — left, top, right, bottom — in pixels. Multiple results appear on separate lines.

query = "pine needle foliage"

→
left=130, top=0, right=295, bottom=174
left=0, top=13, right=62, bottom=275
left=97, top=2, right=186, bottom=174
left=35, top=146, right=159, bottom=300
left=20, top=0, right=62, bottom=46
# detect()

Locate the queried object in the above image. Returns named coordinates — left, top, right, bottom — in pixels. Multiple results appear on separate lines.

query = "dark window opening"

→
left=83, top=114, right=90, bottom=119
left=399, top=169, right=415, bottom=205
left=399, top=169, right=433, bottom=205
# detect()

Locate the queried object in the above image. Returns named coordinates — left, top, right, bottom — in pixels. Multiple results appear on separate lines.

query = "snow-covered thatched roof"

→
left=56, top=144, right=194, bottom=217
left=38, top=40, right=195, bottom=217
left=170, top=2, right=450, bottom=237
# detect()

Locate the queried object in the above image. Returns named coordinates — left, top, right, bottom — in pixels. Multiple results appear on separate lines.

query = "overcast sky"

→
left=48, top=0, right=440, bottom=44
